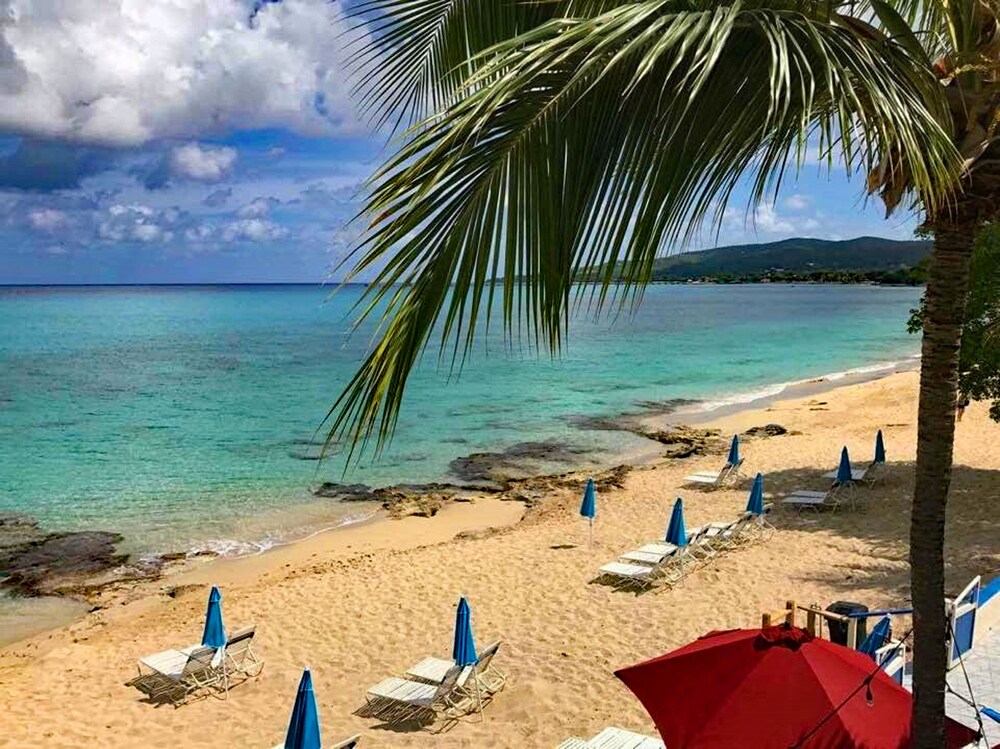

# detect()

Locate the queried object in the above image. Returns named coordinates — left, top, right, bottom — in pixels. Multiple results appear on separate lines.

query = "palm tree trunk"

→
left=910, top=220, right=975, bottom=748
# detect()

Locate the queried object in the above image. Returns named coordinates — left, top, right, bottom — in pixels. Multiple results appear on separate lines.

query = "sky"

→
left=0, top=0, right=923, bottom=285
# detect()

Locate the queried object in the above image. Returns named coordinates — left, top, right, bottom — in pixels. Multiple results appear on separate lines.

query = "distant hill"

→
left=647, top=236, right=932, bottom=282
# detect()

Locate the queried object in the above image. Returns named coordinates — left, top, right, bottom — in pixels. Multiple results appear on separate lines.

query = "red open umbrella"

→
left=616, top=625, right=981, bottom=749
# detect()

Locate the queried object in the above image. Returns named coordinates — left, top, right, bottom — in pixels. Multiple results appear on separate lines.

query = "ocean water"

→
left=0, top=283, right=921, bottom=556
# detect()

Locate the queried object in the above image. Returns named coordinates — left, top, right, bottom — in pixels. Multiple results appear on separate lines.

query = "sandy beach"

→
left=1, top=370, right=998, bottom=748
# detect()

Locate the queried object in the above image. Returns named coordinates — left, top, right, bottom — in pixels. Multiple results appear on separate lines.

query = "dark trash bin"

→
left=826, top=601, right=868, bottom=647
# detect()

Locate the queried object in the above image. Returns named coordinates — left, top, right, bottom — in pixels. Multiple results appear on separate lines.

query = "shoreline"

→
left=1, top=356, right=919, bottom=650
left=2, top=367, right=998, bottom=747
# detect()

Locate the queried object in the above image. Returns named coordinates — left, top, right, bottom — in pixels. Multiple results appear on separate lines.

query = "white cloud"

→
left=185, top=224, right=215, bottom=242
left=753, top=203, right=795, bottom=233
left=784, top=194, right=810, bottom=211
left=221, top=217, right=288, bottom=242
left=28, top=208, right=69, bottom=232
left=0, top=0, right=366, bottom=145
left=98, top=203, right=174, bottom=243
left=237, top=196, right=280, bottom=218
left=170, top=143, right=237, bottom=181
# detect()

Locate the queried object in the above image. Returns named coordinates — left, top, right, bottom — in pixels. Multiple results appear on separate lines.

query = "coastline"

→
left=1, top=368, right=998, bottom=747
left=0, top=354, right=922, bottom=648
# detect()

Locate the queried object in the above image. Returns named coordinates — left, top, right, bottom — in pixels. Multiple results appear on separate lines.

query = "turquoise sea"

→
left=0, top=284, right=921, bottom=557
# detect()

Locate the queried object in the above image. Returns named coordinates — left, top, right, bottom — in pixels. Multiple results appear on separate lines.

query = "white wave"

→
left=693, top=357, right=913, bottom=413
left=696, top=383, right=791, bottom=412
left=185, top=509, right=380, bottom=559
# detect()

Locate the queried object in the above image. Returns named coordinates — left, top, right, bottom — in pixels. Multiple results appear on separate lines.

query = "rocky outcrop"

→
left=448, top=441, right=591, bottom=485
left=0, top=520, right=129, bottom=597
left=313, top=483, right=378, bottom=501
left=631, top=424, right=724, bottom=458
left=743, top=423, right=788, bottom=438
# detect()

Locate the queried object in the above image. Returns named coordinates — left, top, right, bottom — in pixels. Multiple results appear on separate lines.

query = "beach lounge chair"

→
left=222, top=625, right=265, bottom=687
left=405, top=640, right=507, bottom=695
left=362, top=664, right=474, bottom=724
left=595, top=559, right=677, bottom=590
left=781, top=485, right=846, bottom=512
left=683, top=459, right=744, bottom=490
left=684, top=435, right=745, bottom=489
left=701, top=513, right=760, bottom=549
left=557, top=726, right=665, bottom=748
left=129, top=623, right=263, bottom=704
left=128, top=645, right=221, bottom=705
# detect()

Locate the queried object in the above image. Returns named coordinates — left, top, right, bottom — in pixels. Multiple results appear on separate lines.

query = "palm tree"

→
left=335, top=2, right=996, bottom=744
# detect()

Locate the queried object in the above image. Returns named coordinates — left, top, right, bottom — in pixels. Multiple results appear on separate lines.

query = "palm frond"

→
left=347, top=0, right=641, bottom=129
left=328, top=0, right=961, bottom=457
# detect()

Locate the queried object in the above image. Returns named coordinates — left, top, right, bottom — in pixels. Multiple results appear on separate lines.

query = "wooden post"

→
left=847, top=617, right=858, bottom=649
left=806, top=608, right=818, bottom=637
left=785, top=600, right=796, bottom=627
left=762, top=612, right=772, bottom=627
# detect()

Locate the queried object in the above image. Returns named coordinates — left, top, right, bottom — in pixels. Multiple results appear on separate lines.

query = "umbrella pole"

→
left=589, top=518, right=593, bottom=548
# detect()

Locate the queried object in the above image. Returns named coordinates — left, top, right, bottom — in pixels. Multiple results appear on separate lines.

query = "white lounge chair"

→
left=129, top=645, right=220, bottom=705
left=557, top=726, right=665, bottom=748
left=129, top=625, right=263, bottom=705
left=405, top=640, right=506, bottom=695
left=821, top=466, right=868, bottom=482
left=683, top=458, right=744, bottom=490
left=595, top=560, right=671, bottom=590
left=363, top=664, right=474, bottom=724
left=781, top=485, right=847, bottom=512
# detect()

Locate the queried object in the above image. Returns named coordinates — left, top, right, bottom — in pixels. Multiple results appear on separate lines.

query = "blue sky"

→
left=0, top=0, right=922, bottom=285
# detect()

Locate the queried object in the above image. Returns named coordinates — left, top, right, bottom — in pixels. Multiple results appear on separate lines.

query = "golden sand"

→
left=1, top=370, right=997, bottom=748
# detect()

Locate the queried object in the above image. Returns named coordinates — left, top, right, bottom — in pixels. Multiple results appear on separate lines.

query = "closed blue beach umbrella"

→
left=874, top=430, right=886, bottom=464
left=452, top=596, right=478, bottom=667
left=201, top=586, right=227, bottom=650
left=284, top=668, right=322, bottom=749
left=836, top=447, right=853, bottom=485
left=665, top=498, right=687, bottom=547
left=727, top=435, right=740, bottom=466
left=858, top=616, right=892, bottom=660
left=746, top=473, right=765, bottom=515
left=580, top=478, right=596, bottom=521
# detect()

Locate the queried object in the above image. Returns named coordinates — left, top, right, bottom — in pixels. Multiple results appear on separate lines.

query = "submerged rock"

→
left=313, top=483, right=378, bottom=501
left=448, top=441, right=590, bottom=485
left=0, top=526, right=129, bottom=598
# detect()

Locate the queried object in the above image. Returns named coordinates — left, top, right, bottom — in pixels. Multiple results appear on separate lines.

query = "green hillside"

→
left=649, top=236, right=932, bottom=282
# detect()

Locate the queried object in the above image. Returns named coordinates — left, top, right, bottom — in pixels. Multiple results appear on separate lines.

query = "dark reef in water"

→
left=0, top=513, right=129, bottom=598
left=447, top=440, right=591, bottom=485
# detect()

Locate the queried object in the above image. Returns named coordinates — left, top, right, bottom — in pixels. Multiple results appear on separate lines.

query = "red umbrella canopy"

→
left=615, top=625, right=980, bottom=749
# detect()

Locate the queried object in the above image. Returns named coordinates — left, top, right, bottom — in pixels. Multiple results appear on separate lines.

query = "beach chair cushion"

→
left=406, top=657, right=454, bottom=685
left=599, top=562, right=654, bottom=580
left=139, top=644, right=214, bottom=681
left=367, top=677, right=438, bottom=707
left=782, top=491, right=829, bottom=506
left=638, top=542, right=677, bottom=555
left=684, top=470, right=723, bottom=482
left=620, top=550, right=670, bottom=565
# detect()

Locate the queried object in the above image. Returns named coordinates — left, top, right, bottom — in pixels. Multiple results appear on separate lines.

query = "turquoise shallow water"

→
left=0, top=283, right=921, bottom=556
